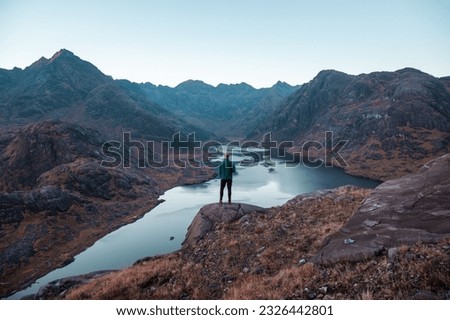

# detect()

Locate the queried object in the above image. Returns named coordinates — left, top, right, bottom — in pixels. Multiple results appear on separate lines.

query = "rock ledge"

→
left=182, top=203, right=267, bottom=249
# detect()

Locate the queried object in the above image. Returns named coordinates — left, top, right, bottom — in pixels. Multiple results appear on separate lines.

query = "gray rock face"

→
left=0, top=186, right=72, bottom=226
left=313, top=154, right=450, bottom=265
left=182, top=203, right=267, bottom=249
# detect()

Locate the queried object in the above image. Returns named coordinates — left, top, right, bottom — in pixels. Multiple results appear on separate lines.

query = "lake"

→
left=8, top=154, right=379, bottom=299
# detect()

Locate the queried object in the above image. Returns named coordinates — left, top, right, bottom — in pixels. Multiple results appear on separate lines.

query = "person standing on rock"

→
left=219, top=153, right=236, bottom=205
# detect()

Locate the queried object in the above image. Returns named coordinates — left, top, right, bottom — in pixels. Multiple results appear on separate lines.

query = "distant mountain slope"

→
left=134, top=79, right=299, bottom=139
left=252, top=68, right=450, bottom=180
left=0, top=49, right=212, bottom=141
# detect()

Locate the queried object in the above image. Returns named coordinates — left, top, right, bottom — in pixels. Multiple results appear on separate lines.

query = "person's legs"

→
left=220, top=179, right=226, bottom=204
left=226, top=179, right=232, bottom=203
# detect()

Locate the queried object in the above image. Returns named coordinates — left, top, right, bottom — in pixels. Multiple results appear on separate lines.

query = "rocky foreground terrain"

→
left=31, top=154, right=449, bottom=300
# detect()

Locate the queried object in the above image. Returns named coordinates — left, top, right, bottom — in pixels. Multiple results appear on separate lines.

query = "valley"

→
left=0, top=49, right=449, bottom=299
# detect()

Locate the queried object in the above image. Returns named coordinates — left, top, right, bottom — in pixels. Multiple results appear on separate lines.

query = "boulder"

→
left=313, top=154, right=450, bottom=265
left=182, top=203, right=266, bottom=249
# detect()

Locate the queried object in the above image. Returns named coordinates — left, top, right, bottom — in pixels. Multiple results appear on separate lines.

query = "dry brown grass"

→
left=224, top=238, right=450, bottom=300
left=342, top=127, right=450, bottom=182
left=67, top=253, right=187, bottom=299
left=225, top=263, right=318, bottom=300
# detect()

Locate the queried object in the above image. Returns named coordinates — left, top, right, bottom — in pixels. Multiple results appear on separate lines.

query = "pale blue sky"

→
left=0, top=0, right=449, bottom=87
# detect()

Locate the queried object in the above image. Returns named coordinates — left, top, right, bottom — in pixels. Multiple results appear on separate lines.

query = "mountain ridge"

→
left=1, top=49, right=299, bottom=142
left=0, top=49, right=213, bottom=141
left=136, top=77, right=300, bottom=139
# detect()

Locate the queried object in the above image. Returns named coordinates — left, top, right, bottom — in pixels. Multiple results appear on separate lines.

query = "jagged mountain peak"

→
left=25, top=49, right=109, bottom=85
left=27, top=49, right=79, bottom=70
left=316, top=69, right=349, bottom=76
left=274, top=80, right=288, bottom=86
left=312, top=69, right=354, bottom=83
left=49, top=48, right=75, bottom=61
left=271, top=80, right=300, bottom=91
left=227, top=82, right=254, bottom=89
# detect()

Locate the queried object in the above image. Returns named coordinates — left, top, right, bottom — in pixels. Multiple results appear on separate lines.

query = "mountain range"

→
left=132, top=79, right=299, bottom=138
left=1, top=49, right=449, bottom=298
left=0, top=49, right=299, bottom=141
left=0, top=49, right=211, bottom=141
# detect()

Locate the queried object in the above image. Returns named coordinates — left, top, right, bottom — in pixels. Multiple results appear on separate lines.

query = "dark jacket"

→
left=219, top=158, right=236, bottom=180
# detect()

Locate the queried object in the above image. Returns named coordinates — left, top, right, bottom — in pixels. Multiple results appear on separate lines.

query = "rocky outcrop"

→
left=182, top=203, right=267, bottom=249
left=0, top=186, right=72, bottom=225
left=313, top=154, right=450, bottom=265
left=0, top=121, right=104, bottom=191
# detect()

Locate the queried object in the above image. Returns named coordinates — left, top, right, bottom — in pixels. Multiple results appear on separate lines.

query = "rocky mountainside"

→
left=251, top=68, right=450, bottom=180
left=134, top=79, right=299, bottom=139
left=39, top=154, right=449, bottom=300
left=0, top=121, right=215, bottom=298
left=0, top=49, right=211, bottom=141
